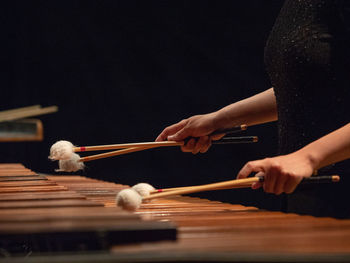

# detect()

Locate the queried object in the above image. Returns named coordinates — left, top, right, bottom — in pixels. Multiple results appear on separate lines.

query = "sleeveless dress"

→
left=264, top=0, right=350, bottom=218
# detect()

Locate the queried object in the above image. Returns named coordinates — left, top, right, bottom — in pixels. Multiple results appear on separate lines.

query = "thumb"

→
left=167, top=127, right=191, bottom=141
left=211, top=133, right=225, bottom=141
left=251, top=171, right=265, bottom=189
left=237, top=160, right=264, bottom=179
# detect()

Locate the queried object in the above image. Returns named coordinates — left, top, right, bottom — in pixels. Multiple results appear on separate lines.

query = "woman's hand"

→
left=237, top=152, right=316, bottom=195
left=237, top=123, right=350, bottom=195
left=155, top=113, right=224, bottom=154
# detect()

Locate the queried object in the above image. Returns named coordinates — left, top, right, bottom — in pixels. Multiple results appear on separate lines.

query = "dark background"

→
left=0, top=1, right=284, bottom=209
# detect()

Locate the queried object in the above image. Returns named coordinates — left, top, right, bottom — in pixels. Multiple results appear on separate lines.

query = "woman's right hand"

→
left=155, top=113, right=224, bottom=154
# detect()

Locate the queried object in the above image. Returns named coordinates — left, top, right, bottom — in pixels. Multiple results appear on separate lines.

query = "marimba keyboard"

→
left=0, top=163, right=176, bottom=255
left=1, top=163, right=350, bottom=262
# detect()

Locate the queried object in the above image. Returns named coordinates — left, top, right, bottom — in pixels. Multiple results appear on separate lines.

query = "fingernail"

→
left=251, top=182, right=259, bottom=189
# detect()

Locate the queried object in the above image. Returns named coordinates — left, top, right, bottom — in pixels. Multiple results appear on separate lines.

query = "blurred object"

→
left=0, top=119, right=43, bottom=142
left=0, top=105, right=58, bottom=142
left=0, top=105, right=58, bottom=123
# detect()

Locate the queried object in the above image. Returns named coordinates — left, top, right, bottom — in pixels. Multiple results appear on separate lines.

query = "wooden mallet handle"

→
left=144, top=175, right=340, bottom=201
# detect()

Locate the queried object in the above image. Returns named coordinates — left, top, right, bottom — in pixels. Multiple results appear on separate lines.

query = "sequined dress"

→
left=264, top=0, right=350, bottom=218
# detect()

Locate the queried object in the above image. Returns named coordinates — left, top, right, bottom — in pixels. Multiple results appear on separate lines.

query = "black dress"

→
left=264, top=0, right=350, bottom=218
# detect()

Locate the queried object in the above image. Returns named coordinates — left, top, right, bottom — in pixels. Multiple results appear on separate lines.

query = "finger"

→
left=199, top=138, right=212, bottom=153
left=273, top=173, right=288, bottom=195
left=155, top=120, right=187, bottom=142
left=251, top=182, right=263, bottom=189
left=193, top=136, right=209, bottom=154
left=251, top=172, right=265, bottom=189
left=181, top=138, right=196, bottom=153
left=211, top=133, right=226, bottom=141
left=263, top=166, right=278, bottom=194
left=284, top=176, right=302, bottom=194
left=237, top=160, right=265, bottom=179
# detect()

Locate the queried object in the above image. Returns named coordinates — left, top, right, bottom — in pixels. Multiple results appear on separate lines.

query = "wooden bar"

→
left=0, top=176, right=48, bottom=182
left=0, top=191, right=85, bottom=201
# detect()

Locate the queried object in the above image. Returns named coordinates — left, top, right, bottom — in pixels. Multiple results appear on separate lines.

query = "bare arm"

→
left=156, top=88, right=277, bottom=153
left=237, top=123, right=350, bottom=194
left=300, top=123, right=350, bottom=170
left=214, top=88, right=277, bottom=129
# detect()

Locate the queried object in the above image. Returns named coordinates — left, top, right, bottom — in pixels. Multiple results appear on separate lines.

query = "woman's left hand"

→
left=237, top=152, right=316, bottom=195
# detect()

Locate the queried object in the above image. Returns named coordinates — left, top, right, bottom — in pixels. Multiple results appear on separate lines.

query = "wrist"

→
left=205, top=112, right=222, bottom=132
left=214, top=107, right=241, bottom=130
left=295, top=147, right=321, bottom=172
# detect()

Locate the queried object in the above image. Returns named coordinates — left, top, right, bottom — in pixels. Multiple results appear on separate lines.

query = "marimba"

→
left=1, top=163, right=350, bottom=263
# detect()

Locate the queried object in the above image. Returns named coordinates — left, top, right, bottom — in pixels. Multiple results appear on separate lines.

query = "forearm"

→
left=296, top=123, right=350, bottom=171
left=213, top=88, right=278, bottom=129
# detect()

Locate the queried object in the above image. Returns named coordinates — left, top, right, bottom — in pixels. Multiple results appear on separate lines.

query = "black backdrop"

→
left=0, top=1, right=285, bottom=210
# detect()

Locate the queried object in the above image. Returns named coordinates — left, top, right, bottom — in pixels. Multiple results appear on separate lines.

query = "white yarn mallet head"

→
left=116, top=189, right=142, bottom=211
left=55, top=153, right=84, bottom=172
left=49, top=140, right=74, bottom=160
left=132, top=183, right=155, bottom=198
